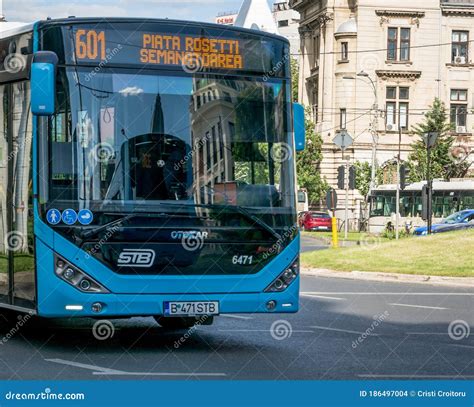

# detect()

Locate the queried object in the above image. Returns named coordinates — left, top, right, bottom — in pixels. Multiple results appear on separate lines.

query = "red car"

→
left=300, top=211, right=332, bottom=231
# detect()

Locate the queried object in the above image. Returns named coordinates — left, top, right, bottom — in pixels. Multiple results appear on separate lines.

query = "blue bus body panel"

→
left=36, top=235, right=300, bottom=317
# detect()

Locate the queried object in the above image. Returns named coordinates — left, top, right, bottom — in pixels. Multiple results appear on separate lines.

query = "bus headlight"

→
left=265, top=258, right=299, bottom=293
left=54, top=255, right=109, bottom=293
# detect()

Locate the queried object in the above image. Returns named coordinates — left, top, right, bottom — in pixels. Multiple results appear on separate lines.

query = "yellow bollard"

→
left=331, top=217, right=338, bottom=248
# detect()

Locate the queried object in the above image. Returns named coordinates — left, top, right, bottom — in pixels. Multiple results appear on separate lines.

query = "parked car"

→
left=298, top=211, right=308, bottom=228
left=300, top=211, right=332, bottom=231
left=414, top=209, right=474, bottom=236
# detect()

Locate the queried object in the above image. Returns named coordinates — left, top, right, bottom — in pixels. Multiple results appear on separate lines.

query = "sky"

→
left=3, top=0, right=275, bottom=24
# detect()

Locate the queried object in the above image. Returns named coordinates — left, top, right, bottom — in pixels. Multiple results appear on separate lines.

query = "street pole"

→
left=427, top=142, right=432, bottom=235
left=395, top=122, right=402, bottom=240
left=369, top=105, right=379, bottom=192
left=343, top=72, right=378, bottom=193
left=344, top=156, right=349, bottom=240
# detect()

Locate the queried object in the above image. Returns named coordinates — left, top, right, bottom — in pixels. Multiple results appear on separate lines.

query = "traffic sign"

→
left=333, top=130, right=353, bottom=151
left=326, top=188, right=338, bottom=212
left=423, top=132, right=438, bottom=148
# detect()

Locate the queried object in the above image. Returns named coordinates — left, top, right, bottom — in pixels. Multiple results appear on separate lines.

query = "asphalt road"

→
left=0, top=276, right=472, bottom=380
left=300, top=234, right=329, bottom=252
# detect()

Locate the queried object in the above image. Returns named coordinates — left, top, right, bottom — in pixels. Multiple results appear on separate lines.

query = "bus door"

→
left=0, top=81, right=36, bottom=309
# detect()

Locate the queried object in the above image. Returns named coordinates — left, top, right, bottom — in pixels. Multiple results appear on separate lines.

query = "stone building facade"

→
left=290, top=0, right=474, bottom=222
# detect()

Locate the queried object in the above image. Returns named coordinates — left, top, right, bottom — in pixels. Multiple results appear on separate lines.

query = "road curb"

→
left=301, top=268, right=474, bottom=288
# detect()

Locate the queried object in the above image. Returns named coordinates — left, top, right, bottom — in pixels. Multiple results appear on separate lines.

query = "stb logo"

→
left=117, top=249, right=156, bottom=268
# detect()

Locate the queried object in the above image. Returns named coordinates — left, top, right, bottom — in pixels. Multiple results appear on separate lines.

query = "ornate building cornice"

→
left=375, top=10, right=426, bottom=18
left=376, top=9, right=425, bottom=27
left=298, top=12, right=333, bottom=36
left=289, top=0, right=305, bottom=11
left=375, top=70, right=422, bottom=81
left=441, top=6, right=474, bottom=16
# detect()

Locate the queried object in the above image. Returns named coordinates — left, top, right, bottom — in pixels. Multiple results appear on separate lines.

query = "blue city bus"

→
left=0, top=18, right=305, bottom=328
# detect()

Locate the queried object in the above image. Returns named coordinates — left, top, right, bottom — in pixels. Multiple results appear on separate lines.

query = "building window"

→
left=451, top=105, right=467, bottom=131
left=223, top=92, right=232, bottom=103
left=212, top=126, right=218, bottom=166
left=399, top=102, right=409, bottom=129
left=228, top=122, right=235, bottom=139
left=217, top=120, right=224, bottom=161
left=400, top=28, right=411, bottom=61
left=341, top=42, right=348, bottom=61
left=310, top=84, right=319, bottom=122
left=312, top=35, right=320, bottom=68
left=278, top=20, right=289, bottom=27
left=386, top=86, right=409, bottom=129
left=387, top=27, right=411, bottom=61
left=450, top=89, right=468, bottom=132
left=340, top=108, right=347, bottom=129
left=387, top=28, right=398, bottom=60
left=452, top=31, right=469, bottom=64
left=451, top=89, right=468, bottom=102
left=206, top=132, right=211, bottom=169
left=312, top=104, right=318, bottom=122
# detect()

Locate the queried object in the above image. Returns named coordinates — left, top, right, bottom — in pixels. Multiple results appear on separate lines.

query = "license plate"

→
left=164, top=301, right=219, bottom=316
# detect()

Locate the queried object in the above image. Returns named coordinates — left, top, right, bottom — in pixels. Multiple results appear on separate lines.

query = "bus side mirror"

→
left=31, top=51, right=58, bottom=116
left=293, top=103, right=305, bottom=152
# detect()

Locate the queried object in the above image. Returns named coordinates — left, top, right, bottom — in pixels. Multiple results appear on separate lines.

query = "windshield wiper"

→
left=78, top=204, right=281, bottom=242
left=230, top=205, right=282, bottom=241
left=158, top=202, right=282, bottom=241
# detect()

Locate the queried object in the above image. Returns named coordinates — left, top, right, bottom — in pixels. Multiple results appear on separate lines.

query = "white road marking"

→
left=302, top=292, right=473, bottom=296
left=92, top=372, right=226, bottom=376
left=406, top=332, right=451, bottom=335
left=221, top=314, right=253, bottom=320
left=45, top=358, right=226, bottom=377
left=359, top=374, right=474, bottom=379
left=309, top=325, right=379, bottom=336
left=45, top=359, right=122, bottom=374
left=448, top=343, right=474, bottom=349
left=218, top=329, right=314, bottom=333
left=301, top=294, right=345, bottom=301
left=389, top=303, right=448, bottom=310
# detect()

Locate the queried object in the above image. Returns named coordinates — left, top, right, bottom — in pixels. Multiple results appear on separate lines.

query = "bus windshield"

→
left=41, top=67, right=295, bottom=227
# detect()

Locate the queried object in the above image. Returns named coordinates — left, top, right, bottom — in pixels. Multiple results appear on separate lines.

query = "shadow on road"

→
left=0, top=291, right=472, bottom=380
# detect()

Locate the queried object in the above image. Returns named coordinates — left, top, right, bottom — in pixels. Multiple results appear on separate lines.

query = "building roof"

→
left=234, top=0, right=278, bottom=34
left=335, top=17, right=357, bottom=36
left=0, top=21, right=34, bottom=39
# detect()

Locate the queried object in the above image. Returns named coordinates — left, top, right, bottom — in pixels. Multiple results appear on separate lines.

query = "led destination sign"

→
left=140, top=34, right=243, bottom=69
left=52, top=22, right=289, bottom=76
left=74, top=29, right=243, bottom=70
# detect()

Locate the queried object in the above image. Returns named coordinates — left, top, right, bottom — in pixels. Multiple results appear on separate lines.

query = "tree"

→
left=353, top=161, right=384, bottom=198
left=290, top=58, right=299, bottom=103
left=296, top=108, right=329, bottom=206
left=406, top=98, right=471, bottom=182
left=353, top=161, right=372, bottom=198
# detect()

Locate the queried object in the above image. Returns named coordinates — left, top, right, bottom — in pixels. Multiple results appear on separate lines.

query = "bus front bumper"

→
left=36, top=279, right=300, bottom=318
